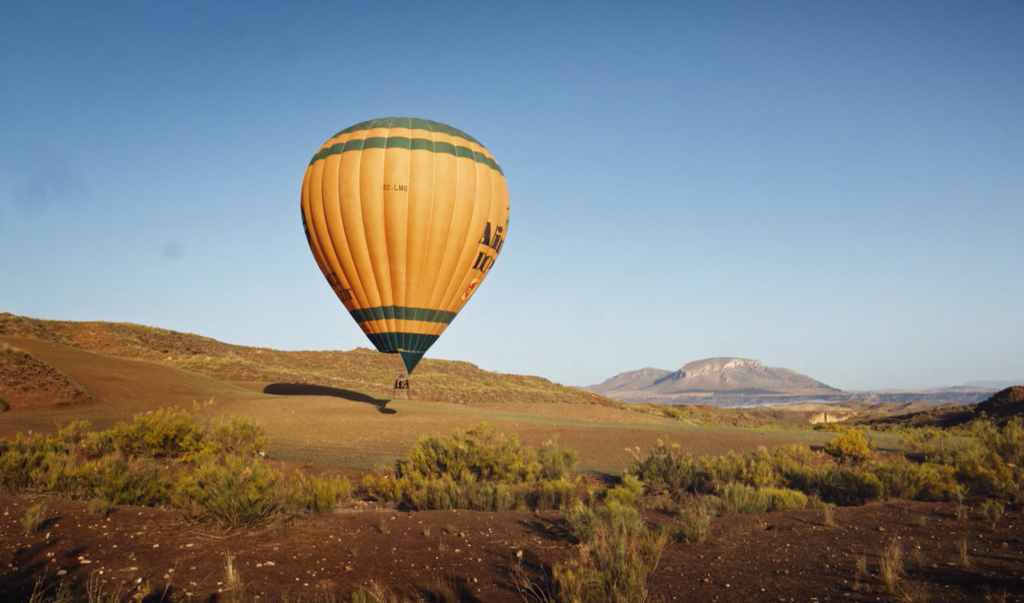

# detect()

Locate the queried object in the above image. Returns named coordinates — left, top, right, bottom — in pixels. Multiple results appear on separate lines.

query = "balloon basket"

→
left=392, top=374, right=411, bottom=399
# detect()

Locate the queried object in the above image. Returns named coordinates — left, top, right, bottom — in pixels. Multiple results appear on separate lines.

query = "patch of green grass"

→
left=20, top=502, right=48, bottom=534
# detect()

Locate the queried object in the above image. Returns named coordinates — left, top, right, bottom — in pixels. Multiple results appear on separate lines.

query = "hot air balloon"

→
left=300, top=118, right=509, bottom=374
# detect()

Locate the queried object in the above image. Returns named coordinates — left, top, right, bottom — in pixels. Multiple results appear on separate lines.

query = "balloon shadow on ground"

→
left=262, top=383, right=396, bottom=414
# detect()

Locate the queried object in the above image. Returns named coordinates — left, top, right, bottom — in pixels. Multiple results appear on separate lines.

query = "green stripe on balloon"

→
left=349, top=306, right=457, bottom=325
left=309, top=137, right=503, bottom=175
left=334, top=117, right=481, bottom=146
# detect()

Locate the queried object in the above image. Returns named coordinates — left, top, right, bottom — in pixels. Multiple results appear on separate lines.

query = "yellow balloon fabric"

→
left=300, top=118, right=510, bottom=374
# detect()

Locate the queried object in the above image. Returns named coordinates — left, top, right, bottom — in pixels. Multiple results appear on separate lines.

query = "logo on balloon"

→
left=461, top=278, right=481, bottom=302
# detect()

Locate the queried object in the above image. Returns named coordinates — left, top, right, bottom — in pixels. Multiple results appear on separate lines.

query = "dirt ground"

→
left=2, top=490, right=1022, bottom=603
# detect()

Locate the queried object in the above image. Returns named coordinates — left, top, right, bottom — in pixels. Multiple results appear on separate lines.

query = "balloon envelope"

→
left=300, top=118, right=509, bottom=373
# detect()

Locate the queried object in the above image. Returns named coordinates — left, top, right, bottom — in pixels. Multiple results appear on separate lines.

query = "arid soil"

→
left=2, top=490, right=1022, bottom=602
left=0, top=344, right=93, bottom=410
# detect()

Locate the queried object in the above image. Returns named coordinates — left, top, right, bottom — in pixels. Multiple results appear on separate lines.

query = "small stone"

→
left=56, top=570, right=67, bottom=576
left=153, top=544, right=159, bottom=548
left=345, top=566, right=353, bottom=571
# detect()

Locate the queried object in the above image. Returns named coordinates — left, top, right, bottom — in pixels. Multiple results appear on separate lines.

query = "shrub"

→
left=287, top=471, right=352, bottom=512
left=110, top=408, right=204, bottom=459
left=203, top=416, right=268, bottom=457
left=604, top=473, right=644, bottom=506
left=879, top=537, right=904, bottom=594
left=57, top=420, right=93, bottom=447
left=175, top=454, right=285, bottom=525
left=811, top=464, right=883, bottom=506
left=824, top=429, right=875, bottom=464
left=711, top=483, right=808, bottom=515
left=363, top=424, right=587, bottom=511
left=870, top=459, right=960, bottom=501
left=399, top=423, right=560, bottom=483
left=552, top=501, right=666, bottom=603
left=29, top=451, right=81, bottom=497
left=564, top=500, right=599, bottom=543
left=903, top=422, right=1022, bottom=499
left=79, top=455, right=174, bottom=506
left=87, top=496, right=113, bottom=517
left=676, top=502, right=713, bottom=543
left=979, top=499, right=1004, bottom=523
left=0, top=433, right=67, bottom=490
left=538, top=435, right=579, bottom=480
left=632, top=440, right=700, bottom=495
left=20, top=502, right=47, bottom=534
left=80, top=429, right=115, bottom=459
left=977, top=418, right=1024, bottom=466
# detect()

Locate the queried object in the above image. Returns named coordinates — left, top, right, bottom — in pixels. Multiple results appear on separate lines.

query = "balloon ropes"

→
left=300, top=118, right=510, bottom=374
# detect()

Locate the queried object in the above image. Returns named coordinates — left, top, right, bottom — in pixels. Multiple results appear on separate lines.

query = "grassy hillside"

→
left=0, top=313, right=612, bottom=407
left=0, top=313, right=866, bottom=473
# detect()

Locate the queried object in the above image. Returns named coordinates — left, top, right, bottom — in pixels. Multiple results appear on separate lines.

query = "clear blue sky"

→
left=2, top=1, right=1022, bottom=391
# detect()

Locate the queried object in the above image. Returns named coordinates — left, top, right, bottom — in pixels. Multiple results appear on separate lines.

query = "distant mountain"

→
left=587, top=357, right=1003, bottom=408
left=588, top=357, right=839, bottom=399
left=963, top=380, right=1024, bottom=389
left=587, top=367, right=673, bottom=394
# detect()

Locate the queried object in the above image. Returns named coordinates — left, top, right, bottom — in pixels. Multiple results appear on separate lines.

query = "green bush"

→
left=553, top=501, right=666, bottom=603
left=812, top=464, right=883, bottom=505
left=711, top=483, right=808, bottom=515
left=110, top=408, right=204, bottom=459
left=675, top=502, right=713, bottom=543
left=363, top=423, right=588, bottom=511
left=0, top=433, right=67, bottom=490
left=79, top=455, right=174, bottom=506
left=977, top=418, right=1024, bottom=466
left=604, top=473, right=644, bottom=506
left=979, top=499, right=1004, bottom=522
left=904, top=421, right=1021, bottom=499
left=0, top=410, right=353, bottom=526
left=57, top=420, right=93, bottom=447
left=175, top=454, right=285, bottom=525
left=632, top=440, right=700, bottom=495
left=870, top=459, right=960, bottom=501
left=287, top=471, right=352, bottom=512
left=824, top=429, right=875, bottom=464
left=399, top=423, right=565, bottom=483
left=203, top=416, right=268, bottom=457
left=538, top=435, right=580, bottom=480
left=29, top=451, right=81, bottom=497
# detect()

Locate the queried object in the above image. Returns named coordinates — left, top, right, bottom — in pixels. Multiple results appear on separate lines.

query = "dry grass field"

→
left=0, top=330, right=852, bottom=474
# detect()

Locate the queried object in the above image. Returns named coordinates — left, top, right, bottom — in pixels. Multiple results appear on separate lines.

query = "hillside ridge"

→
left=0, top=313, right=614, bottom=407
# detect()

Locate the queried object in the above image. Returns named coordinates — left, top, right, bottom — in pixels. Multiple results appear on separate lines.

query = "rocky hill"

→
left=586, top=358, right=1002, bottom=407
left=588, top=357, right=839, bottom=402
